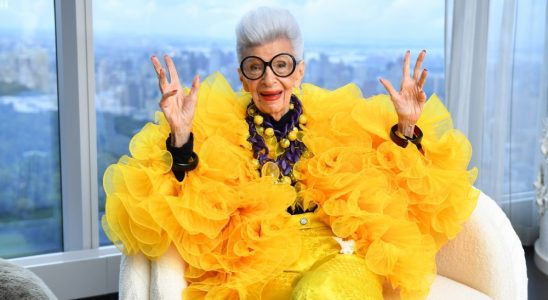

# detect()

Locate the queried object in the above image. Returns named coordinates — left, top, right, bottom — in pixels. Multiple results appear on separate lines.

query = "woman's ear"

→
left=294, top=60, right=305, bottom=88
left=238, top=68, right=250, bottom=92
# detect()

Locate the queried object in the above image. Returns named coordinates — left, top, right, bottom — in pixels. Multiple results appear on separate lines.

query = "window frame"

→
left=56, top=0, right=97, bottom=253
left=8, top=1, right=120, bottom=299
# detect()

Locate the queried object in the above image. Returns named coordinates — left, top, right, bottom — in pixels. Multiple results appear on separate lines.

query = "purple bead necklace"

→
left=246, top=95, right=307, bottom=182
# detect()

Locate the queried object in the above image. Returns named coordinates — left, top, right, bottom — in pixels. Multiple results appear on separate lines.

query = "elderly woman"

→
left=102, top=6, right=478, bottom=300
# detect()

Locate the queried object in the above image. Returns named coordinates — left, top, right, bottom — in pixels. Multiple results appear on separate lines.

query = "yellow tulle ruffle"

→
left=102, top=72, right=478, bottom=299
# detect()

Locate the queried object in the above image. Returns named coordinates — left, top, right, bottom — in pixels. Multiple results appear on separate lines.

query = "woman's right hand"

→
left=151, top=55, right=200, bottom=148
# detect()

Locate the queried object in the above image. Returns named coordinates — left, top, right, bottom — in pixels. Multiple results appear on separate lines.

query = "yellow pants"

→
left=259, top=213, right=383, bottom=300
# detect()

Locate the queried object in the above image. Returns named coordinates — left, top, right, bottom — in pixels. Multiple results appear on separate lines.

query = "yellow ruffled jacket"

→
left=102, top=73, right=479, bottom=299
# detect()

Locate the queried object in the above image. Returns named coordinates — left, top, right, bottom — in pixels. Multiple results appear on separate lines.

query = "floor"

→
left=79, top=246, right=548, bottom=300
left=525, top=246, right=548, bottom=300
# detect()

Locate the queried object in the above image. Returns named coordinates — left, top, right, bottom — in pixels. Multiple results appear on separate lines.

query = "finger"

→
left=162, top=89, right=178, bottom=99
left=379, top=77, right=398, bottom=99
left=403, top=50, right=410, bottom=78
left=413, top=50, right=426, bottom=81
left=418, top=69, right=428, bottom=88
left=158, top=68, right=169, bottom=91
left=159, top=89, right=177, bottom=108
left=164, top=55, right=180, bottom=85
left=419, top=91, right=427, bottom=102
left=151, top=55, right=163, bottom=76
left=192, top=75, right=201, bottom=92
left=189, top=75, right=201, bottom=104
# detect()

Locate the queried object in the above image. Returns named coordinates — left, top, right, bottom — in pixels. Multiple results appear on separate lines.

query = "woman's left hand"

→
left=379, top=50, right=428, bottom=137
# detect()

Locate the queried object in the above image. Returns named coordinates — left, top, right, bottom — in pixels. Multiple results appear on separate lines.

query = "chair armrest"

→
left=119, top=252, right=150, bottom=300
left=435, top=191, right=527, bottom=300
left=150, top=245, right=187, bottom=299
left=119, top=246, right=186, bottom=300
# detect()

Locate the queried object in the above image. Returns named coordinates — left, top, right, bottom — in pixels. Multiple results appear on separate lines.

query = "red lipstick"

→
left=260, top=90, right=282, bottom=102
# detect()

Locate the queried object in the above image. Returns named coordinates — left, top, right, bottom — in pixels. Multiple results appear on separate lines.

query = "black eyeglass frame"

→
left=239, top=53, right=299, bottom=80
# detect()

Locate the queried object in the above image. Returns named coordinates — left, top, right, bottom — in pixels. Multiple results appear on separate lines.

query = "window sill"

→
left=9, top=246, right=121, bottom=299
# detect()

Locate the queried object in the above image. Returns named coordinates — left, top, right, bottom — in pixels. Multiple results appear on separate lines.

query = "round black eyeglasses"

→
left=240, top=53, right=298, bottom=80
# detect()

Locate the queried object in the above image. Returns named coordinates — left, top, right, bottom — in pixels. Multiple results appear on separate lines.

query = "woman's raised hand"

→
left=379, top=50, right=428, bottom=137
left=151, top=55, right=200, bottom=147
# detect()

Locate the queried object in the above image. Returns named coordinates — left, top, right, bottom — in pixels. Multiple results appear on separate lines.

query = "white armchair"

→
left=118, top=191, right=527, bottom=300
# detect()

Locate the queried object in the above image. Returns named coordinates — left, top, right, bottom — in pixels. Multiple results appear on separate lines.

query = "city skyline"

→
left=0, top=35, right=446, bottom=116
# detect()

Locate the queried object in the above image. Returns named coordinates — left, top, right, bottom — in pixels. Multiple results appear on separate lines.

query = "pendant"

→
left=261, top=161, right=280, bottom=179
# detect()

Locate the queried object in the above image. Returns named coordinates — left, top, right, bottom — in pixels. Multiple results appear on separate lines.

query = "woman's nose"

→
left=262, top=66, right=276, bottom=85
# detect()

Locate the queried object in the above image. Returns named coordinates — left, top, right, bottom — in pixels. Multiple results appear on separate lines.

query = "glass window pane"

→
left=507, top=0, right=545, bottom=194
left=0, top=0, right=62, bottom=258
left=93, top=0, right=444, bottom=245
left=505, top=0, right=546, bottom=228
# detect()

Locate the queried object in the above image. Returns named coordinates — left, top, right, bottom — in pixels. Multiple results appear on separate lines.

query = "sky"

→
left=92, top=0, right=445, bottom=46
left=0, top=0, right=445, bottom=47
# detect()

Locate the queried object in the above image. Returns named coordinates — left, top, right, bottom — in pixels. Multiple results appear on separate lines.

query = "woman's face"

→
left=239, top=38, right=305, bottom=121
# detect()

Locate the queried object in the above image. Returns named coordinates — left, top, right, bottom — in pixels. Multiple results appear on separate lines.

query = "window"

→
left=445, top=0, right=547, bottom=243
left=499, top=0, right=546, bottom=240
left=0, top=0, right=62, bottom=258
left=0, top=0, right=448, bottom=298
left=93, top=1, right=445, bottom=244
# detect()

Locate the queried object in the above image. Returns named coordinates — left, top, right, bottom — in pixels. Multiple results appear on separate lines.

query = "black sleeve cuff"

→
left=166, top=133, right=195, bottom=181
left=166, top=132, right=194, bottom=164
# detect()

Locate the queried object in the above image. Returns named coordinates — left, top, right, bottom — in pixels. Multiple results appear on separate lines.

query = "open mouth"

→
left=260, top=91, right=283, bottom=102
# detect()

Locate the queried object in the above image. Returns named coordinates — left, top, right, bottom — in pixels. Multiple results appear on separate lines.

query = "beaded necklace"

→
left=245, top=95, right=308, bottom=184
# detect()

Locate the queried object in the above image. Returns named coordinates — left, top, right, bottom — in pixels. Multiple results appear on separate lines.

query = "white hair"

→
left=236, top=6, right=304, bottom=62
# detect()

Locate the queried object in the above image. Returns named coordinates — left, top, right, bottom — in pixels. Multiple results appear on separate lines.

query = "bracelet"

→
left=172, top=151, right=199, bottom=172
left=390, top=124, right=423, bottom=150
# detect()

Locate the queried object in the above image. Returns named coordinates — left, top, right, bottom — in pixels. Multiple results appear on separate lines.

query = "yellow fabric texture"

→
left=102, top=72, right=479, bottom=299
left=259, top=213, right=383, bottom=300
